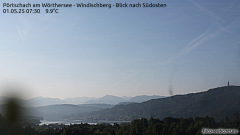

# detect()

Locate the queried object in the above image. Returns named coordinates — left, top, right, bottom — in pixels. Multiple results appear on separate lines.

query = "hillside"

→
left=70, top=86, right=240, bottom=121
left=86, top=95, right=165, bottom=105
left=128, top=95, right=165, bottom=103
left=30, top=104, right=113, bottom=121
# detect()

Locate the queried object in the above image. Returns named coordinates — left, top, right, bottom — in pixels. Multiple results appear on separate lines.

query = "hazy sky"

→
left=0, top=0, right=240, bottom=99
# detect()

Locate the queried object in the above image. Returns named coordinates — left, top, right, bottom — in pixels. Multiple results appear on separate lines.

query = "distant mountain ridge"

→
left=70, top=86, right=240, bottom=121
left=86, top=95, right=126, bottom=105
left=0, top=95, right=165, bottom=107
left=86, top=95, right=165, bottom=105
left=28, top=97, right=66, bottom=107
left=1, top=86, right=239, bottom=123
left=64, top=97, right=97, bottom=104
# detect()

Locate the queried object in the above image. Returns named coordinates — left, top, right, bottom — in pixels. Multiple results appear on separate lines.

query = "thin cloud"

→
left=94, top=0, right=238, bottom=91
left=15, top=17, right=31, bottom=43
left=15, top=24, right=29, bottom=43
left=187, top=30, right=209, bottom=47
left=110, top=30, right=214, bottom=89
left=189, top=0, right=230, bottom=33
left=110, top=70, right=141, bottom=89
left=162, top=30, right=211, bottom=66
left=110, top=30, right=219, bottom=88
left=225, top=18, right=240, bottom=30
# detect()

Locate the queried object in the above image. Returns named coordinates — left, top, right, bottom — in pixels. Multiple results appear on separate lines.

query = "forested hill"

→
left=72, top=86, right=240, bottom=121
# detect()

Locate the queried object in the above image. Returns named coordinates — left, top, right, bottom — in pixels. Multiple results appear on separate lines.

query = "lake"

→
left=40, top=119, right=130, bottom=125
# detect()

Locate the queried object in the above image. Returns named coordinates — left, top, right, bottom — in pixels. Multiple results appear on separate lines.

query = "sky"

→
left=0, top=0, right=240, bottom=99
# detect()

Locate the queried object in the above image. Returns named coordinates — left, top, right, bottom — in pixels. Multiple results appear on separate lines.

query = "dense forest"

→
left=0, top=113, right=239, bottom=135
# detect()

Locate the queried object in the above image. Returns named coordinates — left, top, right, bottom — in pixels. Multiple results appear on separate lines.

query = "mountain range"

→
left=1, top=86, right=239, bottom=124
left=67, top=86, right=240, bottom=121
left=9, top=95, right=164, bottom=107
left=0, top=95, right=165, bottom=121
